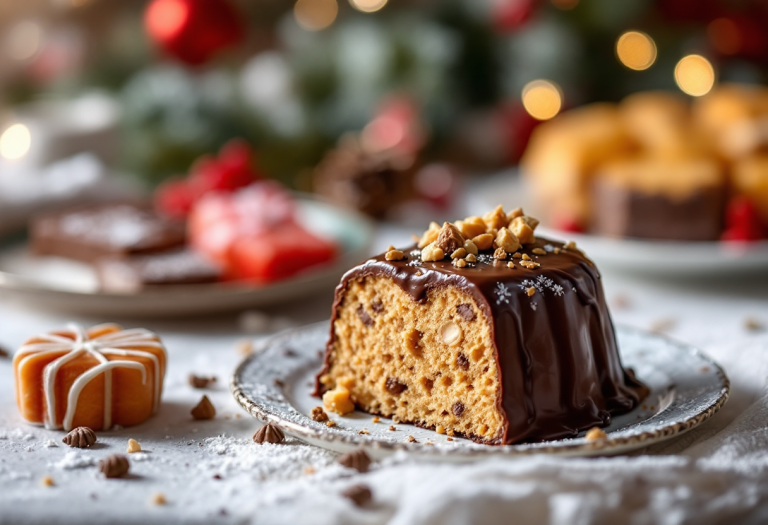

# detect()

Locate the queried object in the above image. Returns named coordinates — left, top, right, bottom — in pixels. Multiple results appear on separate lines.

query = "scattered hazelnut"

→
left=189, top=374, right=217, bottom=389
left=495, top=227, right=520, bottom=253
left=463, top=239, right=479, bottom=256
left=311, top=406, right=329, bottom=422
left=372, top=416, right=380, bottom=423
left=126, top=439, right=142, bottom=454
left=436, top=425, right=446, bottom=435
left=436, top=222, right=466, bottom=255
left=407, top=435, right=418, bottom=443
left=452, top=258, right=468, bottom=268
left=385, top=249, right=405, bottom=261
left=41, top=475, right=54, bottom=487
left=519, top=260, right=540, bottom=269
left=512, top=252, right=522, bottom=259
left=358, top=429, right=370, bottom=435
left=450, top=247, right=467, bottom=260
left=418, top=221, right=441, bottom=248
left=236, top=339, right=254, bottom=357
left=585, top=427, right=607, bottom=441
left=191, top=395, right=216, bottom=420
left=522, top=253, right=531, bottom=261
left=532, top=248, right=547, bottom=255
left=440, top=322, right=462, bottom=346
left=493, top=247, right=507, bottom=260
left=507, top=261, right=516, bottom=269
left=421, top=242, right=445, bottom=262
left=564, top=241, right=577, bottom=250
left=304, top=466, right=315, bottom=475
left=322, top=386, right=355, bottom=415
left=326, top=420, right=337, bottom=427
left=465, top=253, right=477, bottom=263
left=151, top=493, right=167, bottom=506
left=388, top=425, right=396, bottom=431
left=471, top=233, right=494, bottom=251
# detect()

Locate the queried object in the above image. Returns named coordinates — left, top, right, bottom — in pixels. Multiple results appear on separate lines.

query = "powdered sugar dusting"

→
left=52, top=451, right=97, bottom=470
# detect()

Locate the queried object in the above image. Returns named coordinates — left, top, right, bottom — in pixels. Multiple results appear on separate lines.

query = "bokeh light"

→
left=294, top=0, right=338, bottom=31
left=550, top=0, right=579, bottom=10
left=0, top=123, right=32, bottom=160
left=616, top=31, right=657, bottom=71
left=521, top=80, right=563, bottom=121
left=145, top=0, right=189, bottom=40
left=360, top=116, right=405, bottom=153
left=6, top=21, right=42, bottom=61
left=350, top=0, right=388, bottom=13
left=675, top=54, right=716, bottom=97
left=707, top=18, right=741, bottom=55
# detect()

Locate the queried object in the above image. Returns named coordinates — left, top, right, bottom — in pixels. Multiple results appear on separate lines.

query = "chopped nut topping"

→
left=532, top=248, right=546, bottom=255
left=465, top=253, right=477, bottom=263
left=385, top=249, right=405, bottom=261
left=507, top=207, right=524, bottom=221
left=483, top=205, right=508, bottom=232
left=41, top=475, right=54, bottom=487
left=509, top=216, right=537, bottom=244
left=463, top=239, right=479, bottom=256
left=471, top=233, right=494, bottom=251
left=407, top=435, right=417, bottom=443
left=358, top=429, right=369, bottom=435
left=436, top=222, right=466, bottom=254
left=507, top=261, right=516, bottom=269
left=388, top=425, right=396, bottom=431
left=62, top=427, right=97, bottom=448
left=326, top=420, right=337, bottom=427
left=585, top=427, right=607, bottom=441
left=417, top=221, right=441, bottom=248
left=519, top=260, right=540, bottom=269
left=493, top=247, right=507, bottom=260
left=450, top=247, right=467, bottom=260
left=311, top=406, right=329, bottom=422
left=191, top=395, right=216, bottom=420
left=253, top=422, right=286, bottom=444
left=526, top=286, right=536, bottom=297
left=387, top=245, right=396, bottom=251
left=323, top=386, right=355, bottom=414
left=512, top=252, right=522, bottom=259
left=372, top=416, right=380, bottom=423
left=421, top=242, right=445, bottom=262
left=189, top=374, right=217, bottom=389
left=456, top=216, right=487, bottom=239
left=554, top=247, right=562, bottom=254
left=126, top=439, right=142, bottom=454
left=151, top=493, right=167, bottom=506
left=452, top=257, right=468, bottom=268
left=436, top=425, right=446, bottom=435
left=99, top=454, right=130, bottom=479
left=304, top=466, right=315, bottom=475
left=447, top=437, right=454, bottom=441
left=341, top=484, right=373, bottom=507
left=495, top=227, right=520, bottom=253
left=522, top=253, right=531, bottom=261
left=564, top=241, right=577, bottom=250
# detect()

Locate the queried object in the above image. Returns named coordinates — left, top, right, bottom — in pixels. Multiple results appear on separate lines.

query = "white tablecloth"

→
left=1, top=228, right=767, bottom=524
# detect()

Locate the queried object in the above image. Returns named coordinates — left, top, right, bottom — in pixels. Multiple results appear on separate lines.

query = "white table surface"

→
left=1, top=222, right=768, bottom=524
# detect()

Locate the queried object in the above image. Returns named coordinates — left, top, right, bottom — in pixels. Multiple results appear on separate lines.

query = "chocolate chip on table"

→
left=452, top=401, right=465, bottom=417
left=191, top=395, right=216, bottom=420
left=62, top=426, right=97, bottom=448
left=189, top=374, right=217, bottom=389
left=337, top=449, right=372, bottom=473
left=385, top=377, right=407, bottom=395
left=342, top=484, right=373, bottom=507
left=253, top=422, right=285, bottom=444
left=99, top=454, right=130, bottom=479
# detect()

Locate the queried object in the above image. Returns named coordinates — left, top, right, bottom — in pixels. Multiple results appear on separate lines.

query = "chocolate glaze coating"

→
left=316, top=237, right=648, bottom=445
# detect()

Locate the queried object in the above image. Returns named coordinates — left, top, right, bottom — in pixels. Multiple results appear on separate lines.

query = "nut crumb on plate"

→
left=585, top=427, right=607, bottom=441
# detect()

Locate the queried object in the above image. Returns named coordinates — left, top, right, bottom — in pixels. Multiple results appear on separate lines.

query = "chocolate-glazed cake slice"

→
left=316, top=207, right=647, bottom=445
left=32, top=203, right=186, bottom=263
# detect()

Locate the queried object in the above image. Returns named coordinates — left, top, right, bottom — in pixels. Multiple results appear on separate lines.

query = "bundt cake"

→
left=315, top=206, right=648, bottom=445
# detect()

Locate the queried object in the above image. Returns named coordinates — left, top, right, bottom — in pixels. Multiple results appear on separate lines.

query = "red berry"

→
left=554, top=216, right=585, bottom=234
left=155, top=179, right=196, bottom=218
left=721, top=196, right=765, bottom=242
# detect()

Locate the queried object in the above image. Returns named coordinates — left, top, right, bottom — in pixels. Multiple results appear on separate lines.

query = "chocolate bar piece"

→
left=32, top=203, right=186, bottom=263
left=96, top=250, right=221, bottom=293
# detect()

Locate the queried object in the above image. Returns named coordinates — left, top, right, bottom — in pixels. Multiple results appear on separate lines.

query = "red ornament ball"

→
left=144, top=0, right=244, bottom=65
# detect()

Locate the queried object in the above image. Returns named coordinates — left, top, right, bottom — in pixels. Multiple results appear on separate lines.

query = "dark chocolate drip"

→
left=317, top=237, right=648, bottom=445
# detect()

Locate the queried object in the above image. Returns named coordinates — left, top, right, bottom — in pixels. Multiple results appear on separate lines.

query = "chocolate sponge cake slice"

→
left=316, top=207, right=647, bottom=445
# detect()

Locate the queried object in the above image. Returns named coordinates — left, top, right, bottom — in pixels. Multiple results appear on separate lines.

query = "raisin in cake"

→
left=315, top=206, right=647, bottom=445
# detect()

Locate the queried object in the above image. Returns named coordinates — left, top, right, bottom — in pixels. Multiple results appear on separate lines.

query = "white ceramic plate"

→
left=231, top=322, right=729, bottom=461
left=468, top=171, right=768, bottom=276
left=0, top=198, right=373, bottom=317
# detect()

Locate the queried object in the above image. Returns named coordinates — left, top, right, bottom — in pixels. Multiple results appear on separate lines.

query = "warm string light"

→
left=145, top=0, right=189, bottom=40
left=294, top=0, right=338, bottom=31
left=616, top=31, right=657, bottom=71
left=521, top=80, right=563, bottom=121
left=0, top=123, right=32, bottom=160
left=350, top=0, right=388, bottom=13
left=675, top=54, right=716, bottom=97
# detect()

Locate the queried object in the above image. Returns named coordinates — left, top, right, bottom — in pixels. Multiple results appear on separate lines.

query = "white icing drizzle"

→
left=15, top=323, right=166, bottom=431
